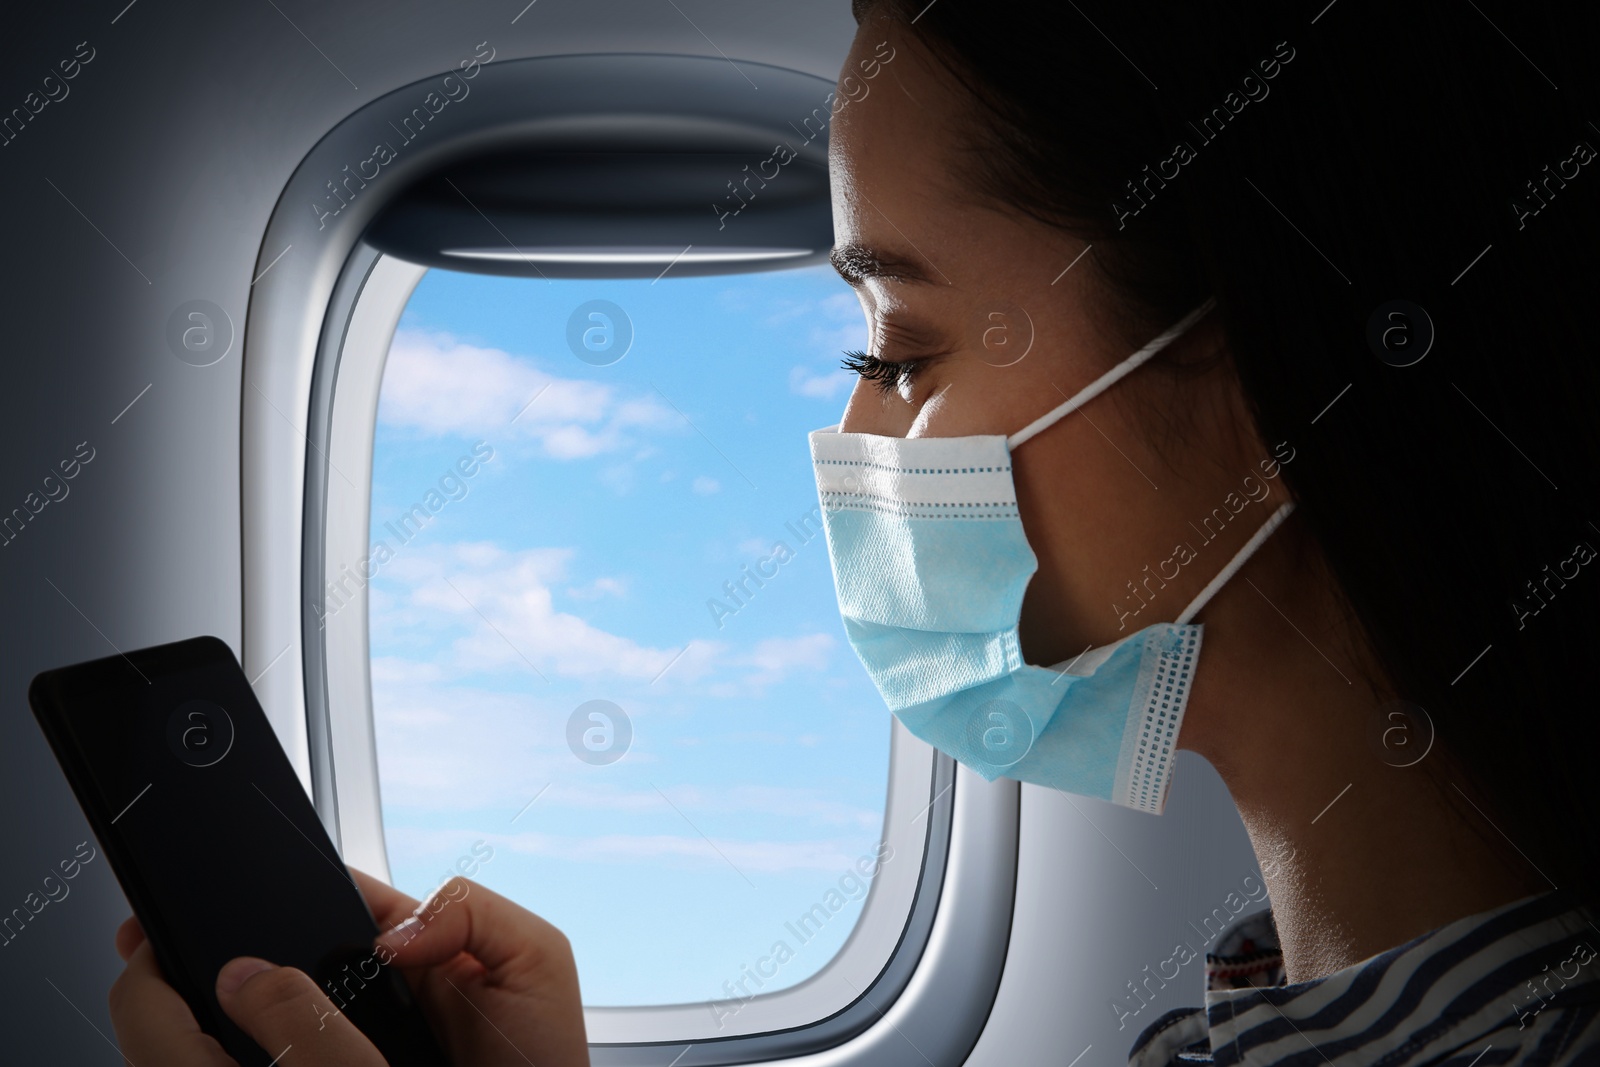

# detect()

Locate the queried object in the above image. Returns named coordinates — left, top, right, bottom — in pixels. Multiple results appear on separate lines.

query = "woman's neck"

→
left=1180, top=545, right=1551, bottom=984
left=1229, top=769, right=1547, bottom=984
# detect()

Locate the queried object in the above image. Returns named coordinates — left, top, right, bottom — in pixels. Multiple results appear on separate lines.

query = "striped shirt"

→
left=1127, top=890, right=1600, bottom=1067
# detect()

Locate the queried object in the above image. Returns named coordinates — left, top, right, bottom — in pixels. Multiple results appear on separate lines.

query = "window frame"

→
left=240, top=52, right=1021, bottom=1065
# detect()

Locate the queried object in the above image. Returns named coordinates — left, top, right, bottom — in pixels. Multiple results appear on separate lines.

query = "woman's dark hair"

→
left=851, top=0, right=1600, bottom=908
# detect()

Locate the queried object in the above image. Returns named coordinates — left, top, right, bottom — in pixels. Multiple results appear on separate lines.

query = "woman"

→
left=112, top=1, right=1600, bottom=1064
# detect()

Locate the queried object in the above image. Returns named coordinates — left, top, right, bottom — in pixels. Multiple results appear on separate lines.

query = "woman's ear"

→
left=1171, top=311, right=1231, bottom=373
left=1111, top=310, right=1242, bottom=476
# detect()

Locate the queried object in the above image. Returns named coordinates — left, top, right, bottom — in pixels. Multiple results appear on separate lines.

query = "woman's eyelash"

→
left=841, top=349, right=925, bottom=395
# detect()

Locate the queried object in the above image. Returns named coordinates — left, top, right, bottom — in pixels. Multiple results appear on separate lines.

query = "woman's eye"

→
left=840, top=350, right=927, bottom=396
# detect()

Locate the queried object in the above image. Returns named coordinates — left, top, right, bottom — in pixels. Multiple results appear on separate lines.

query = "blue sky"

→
left=365, top=263, right=893, bottom=1007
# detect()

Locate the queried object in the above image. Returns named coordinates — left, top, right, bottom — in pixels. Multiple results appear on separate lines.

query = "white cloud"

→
left=691, top=476, right=721, bottom=495
left=376, top=540, right=836, bottom=696
left=370, top=656, right=447, bottom=687
left=366, top=668, right=883, bottom=819
left=488, top=782, right=879, bottom=828
left=804, top=292, right=870, bottom=350
left=767, top=290, right=870, bottom=401
left=598, top=462, right=636, bottom=495
left=707, top=279, right=870, bottom=402
left=702, top=633, right=836, bottom=698
left=745, top=633, right=834, bottom=680
left=644, top=783, right=878, bottom=829
left=379, top=329, right=679, bottom=458
left=789, top=364, right=855, bottom=400
left=496, top=831, right=870, bottom=874
left=369, top=682, right=556, bottom=809
left=567, top=576, right=627, bottom=601
left=366, top=540, right=849, bottom=815
left=388, top=825, right=879, bottom=874
left=377, top=541, right=718, bottom=682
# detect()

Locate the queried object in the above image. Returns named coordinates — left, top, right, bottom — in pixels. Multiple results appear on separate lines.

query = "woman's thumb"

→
left=215, top=957, right=389, bottom=1066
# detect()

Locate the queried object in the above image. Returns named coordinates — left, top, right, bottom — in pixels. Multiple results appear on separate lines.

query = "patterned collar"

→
left=1129, top=890, right=1600, bottom=1067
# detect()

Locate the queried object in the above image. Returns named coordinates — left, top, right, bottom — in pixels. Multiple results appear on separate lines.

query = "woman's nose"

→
left=838, top=376, right=919, bottom=437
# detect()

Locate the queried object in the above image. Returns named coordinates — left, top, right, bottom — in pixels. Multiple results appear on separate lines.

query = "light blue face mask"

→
left=810, top=300, right=1294, bottom=814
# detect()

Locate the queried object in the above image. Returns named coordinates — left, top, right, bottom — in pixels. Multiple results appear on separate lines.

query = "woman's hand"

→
left=109, top=922, right=390, bottom=1066
left=354, top=867, right=589, bottom=1067
left=107, top=868, right=589, bottom=1067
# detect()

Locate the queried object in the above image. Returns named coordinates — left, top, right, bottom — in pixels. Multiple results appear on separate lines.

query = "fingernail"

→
left=375, top=916, right=424, bottom=952
left=217, top=956, right=276, bottom=996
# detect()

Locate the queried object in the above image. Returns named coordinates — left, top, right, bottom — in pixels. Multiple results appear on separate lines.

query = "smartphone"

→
left=29, top=635, right=449, bottom=1067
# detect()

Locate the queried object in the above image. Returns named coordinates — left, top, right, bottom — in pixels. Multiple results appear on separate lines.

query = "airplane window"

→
left=361, top=263, right=893, bottom=1009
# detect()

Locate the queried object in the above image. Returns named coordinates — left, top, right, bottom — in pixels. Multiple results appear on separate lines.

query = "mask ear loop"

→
left=1174, top=501, right=1296, bottom=625
left=1007, top=297, right=1217, bottom=450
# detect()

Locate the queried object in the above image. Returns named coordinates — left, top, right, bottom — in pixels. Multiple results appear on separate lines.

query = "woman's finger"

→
left=214, top=957, right=389, bottom=1067
left=114, top=914, right=145, bottom=962
left=372, top=876, right=588, bottom=1067
left=349, top=866, right=421, bottom=931
left=107, top=939, right=234, bottom=1067
left=373, top=875, right=573, bottom=983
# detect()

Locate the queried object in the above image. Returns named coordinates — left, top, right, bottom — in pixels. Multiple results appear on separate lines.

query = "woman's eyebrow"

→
left=829, top=243, right=938, bottom=287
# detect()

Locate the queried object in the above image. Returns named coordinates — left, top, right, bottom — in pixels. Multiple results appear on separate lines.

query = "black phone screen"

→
left=29, top=635, right=449, bottom=1067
